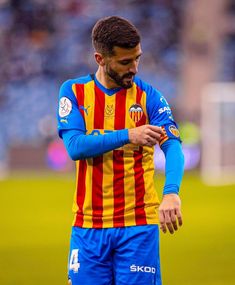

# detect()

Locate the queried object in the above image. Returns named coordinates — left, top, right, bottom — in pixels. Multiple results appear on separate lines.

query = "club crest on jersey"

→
left=129, top=104, right=144, bottom=123
left=169, top=125, right=180, bottom=137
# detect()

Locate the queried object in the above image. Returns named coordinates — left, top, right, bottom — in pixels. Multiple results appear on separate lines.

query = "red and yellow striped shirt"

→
left=69, top=78, right=160, bottom=228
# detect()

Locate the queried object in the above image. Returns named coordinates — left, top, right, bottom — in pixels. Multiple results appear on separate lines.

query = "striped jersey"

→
left=57, top=74, right=180, bottom=228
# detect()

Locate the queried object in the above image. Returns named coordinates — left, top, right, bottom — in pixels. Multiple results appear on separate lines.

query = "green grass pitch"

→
left=0, top=171, right=235, bottom=285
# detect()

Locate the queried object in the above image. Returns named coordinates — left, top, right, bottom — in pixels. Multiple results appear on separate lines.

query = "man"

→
left=57, top=16, right=184, bottom=285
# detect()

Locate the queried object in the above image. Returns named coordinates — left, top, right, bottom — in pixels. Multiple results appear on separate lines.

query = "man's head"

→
left=92, top=16, right=141, bottom=56
left=92, top=16, right=142, bottom=89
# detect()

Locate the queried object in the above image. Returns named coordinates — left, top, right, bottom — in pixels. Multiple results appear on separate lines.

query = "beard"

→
left=106, top=66, right=135, bottom=89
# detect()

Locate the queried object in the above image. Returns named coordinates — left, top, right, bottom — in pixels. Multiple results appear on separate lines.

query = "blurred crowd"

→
left=0, top=0, right=184, bottom=162
left=0, top=0, right=234, bottom=166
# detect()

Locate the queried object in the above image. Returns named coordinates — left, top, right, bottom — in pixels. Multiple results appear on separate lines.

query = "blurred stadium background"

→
left=0, top=0, right=235, bottom=284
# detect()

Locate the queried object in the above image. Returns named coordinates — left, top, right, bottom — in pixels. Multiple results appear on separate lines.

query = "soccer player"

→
left=57, top=16, right=184, bottom=285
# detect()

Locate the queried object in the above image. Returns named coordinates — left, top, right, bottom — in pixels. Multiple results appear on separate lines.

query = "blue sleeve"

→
left=146, top=86, right=175, bottom=126
left=57, top=79, right=130, bottom=160
left=161, top=139, right=184, bottom=195
left=62, top=129, right=130, bottom=160
left=146, top=86, right=181, bottom=144
left=57, top=80, right=86, bottom=138
left=135, top=79, right=184, bottom=194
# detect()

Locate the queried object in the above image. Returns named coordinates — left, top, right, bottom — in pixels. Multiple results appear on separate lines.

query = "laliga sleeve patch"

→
left=59, top=97, right=72, bottom=118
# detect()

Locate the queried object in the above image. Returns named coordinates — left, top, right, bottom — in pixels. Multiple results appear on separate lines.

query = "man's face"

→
left=104, top=44, right=142, bottom=89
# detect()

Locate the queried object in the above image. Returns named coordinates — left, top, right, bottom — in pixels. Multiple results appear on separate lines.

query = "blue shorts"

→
left=68, top=225, right=161, bottom=285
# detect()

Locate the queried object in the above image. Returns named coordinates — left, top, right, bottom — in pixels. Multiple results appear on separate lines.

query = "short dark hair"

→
left=92, top=16, right=141, bottom=55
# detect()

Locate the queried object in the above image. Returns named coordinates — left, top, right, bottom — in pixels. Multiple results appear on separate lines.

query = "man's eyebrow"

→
left=118, top=53, right=142, bottom=61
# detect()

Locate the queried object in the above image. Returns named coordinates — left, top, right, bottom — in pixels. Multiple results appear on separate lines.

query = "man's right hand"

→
left=128, top=124, right=164, bottom=146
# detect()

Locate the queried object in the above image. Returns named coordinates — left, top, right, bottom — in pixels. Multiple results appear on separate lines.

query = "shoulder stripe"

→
left=94, top=85, right=105, bottom=129
left=115, top=89, right=127, bottom=129
left=74, top=84, right=85, bottom=119
left=136, top=85, right=147, bottom=127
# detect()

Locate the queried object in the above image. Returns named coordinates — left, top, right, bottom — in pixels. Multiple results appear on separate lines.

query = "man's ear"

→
left=94, top=52, right=105, bottom=66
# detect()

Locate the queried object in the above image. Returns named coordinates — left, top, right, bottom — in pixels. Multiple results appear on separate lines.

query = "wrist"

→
left=128, top=128, right=137, bottom=144
left=163, top=184, right=179, bottom=195
left=163, top=193, right=179, bottom=197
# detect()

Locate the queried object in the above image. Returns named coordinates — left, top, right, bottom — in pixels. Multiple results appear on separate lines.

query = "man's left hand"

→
left=159, top=194, right=183, bottom=234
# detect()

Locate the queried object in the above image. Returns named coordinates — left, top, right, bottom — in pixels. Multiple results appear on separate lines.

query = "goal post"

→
left=201, top=82, right=235, bottom=185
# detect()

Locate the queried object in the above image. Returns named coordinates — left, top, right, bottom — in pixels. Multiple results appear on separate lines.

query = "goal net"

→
left=201, top=82, right=235, bottom=185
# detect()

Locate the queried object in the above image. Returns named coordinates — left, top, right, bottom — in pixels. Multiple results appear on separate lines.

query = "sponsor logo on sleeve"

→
left=160, top=96, right=169, bottom=106
left=60, top=119, right=68, bottom=124
left=158, top=106, right=171, bottom=114
left=59, top=97, right=72, bottom=118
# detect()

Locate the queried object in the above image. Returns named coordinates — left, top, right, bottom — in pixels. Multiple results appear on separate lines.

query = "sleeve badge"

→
left=169, top=125, right=180, bottom=137
left=59, top=97, right=72, bottom=118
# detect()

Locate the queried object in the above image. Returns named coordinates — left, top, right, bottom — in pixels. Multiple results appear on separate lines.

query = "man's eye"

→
left=120, top=61, right=130, bottom=65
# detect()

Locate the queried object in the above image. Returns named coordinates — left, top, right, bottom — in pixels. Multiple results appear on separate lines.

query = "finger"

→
left=142, top=131, right=160, bottom=145
left=164, top=210, right=174, bottom=234
left=176, top=208, right=183, bottom=226
left=159, top=210, right=167, bottom=233
left=160, top=223, right=167, bottom=234
left=148, top=125, right=165, bottom=135
left=170, top=209, right=178, bottom=231
left=147, top=128, right=162, bottom=139
left=145, top=136, right=158, bottom=146
left=146, top=141, right=157, bottom=147
left=138, top=135, right=156, bottom=146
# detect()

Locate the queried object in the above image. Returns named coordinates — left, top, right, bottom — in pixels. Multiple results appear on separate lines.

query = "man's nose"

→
left=129, top=62, right=138, bottom=74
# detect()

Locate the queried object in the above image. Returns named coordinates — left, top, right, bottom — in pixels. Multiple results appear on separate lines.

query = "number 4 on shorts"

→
left=69, top=249, right=80, bottom=273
